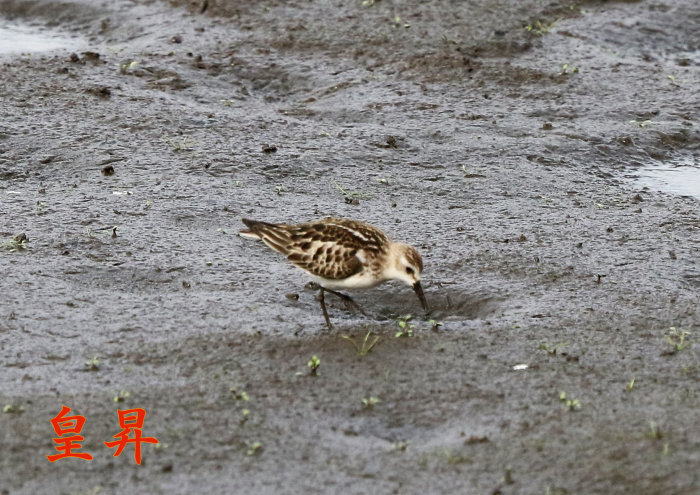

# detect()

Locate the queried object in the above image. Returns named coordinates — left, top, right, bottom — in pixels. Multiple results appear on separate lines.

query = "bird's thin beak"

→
left=413, top=281, right=429, bottom=313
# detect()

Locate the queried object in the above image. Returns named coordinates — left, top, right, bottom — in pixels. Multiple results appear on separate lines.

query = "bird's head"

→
left=386, top=243, right=429, bottom=312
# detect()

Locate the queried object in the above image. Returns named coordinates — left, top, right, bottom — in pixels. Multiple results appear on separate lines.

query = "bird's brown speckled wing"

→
left=287, top=218, right=389, bottom=280
left=287, top=248, right=363, bottom=280
left=242, top=217, right=389, bottom=280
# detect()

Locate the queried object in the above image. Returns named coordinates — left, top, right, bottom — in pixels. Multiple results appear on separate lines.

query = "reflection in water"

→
left=0, top=21, right=83, bottom=55
left=635, top=156, right=700, bottom=200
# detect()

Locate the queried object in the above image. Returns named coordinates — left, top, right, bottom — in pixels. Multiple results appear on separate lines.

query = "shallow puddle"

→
left=634, top=156, right=700, bottom=200
left=0, top=20, right=83, bottom=55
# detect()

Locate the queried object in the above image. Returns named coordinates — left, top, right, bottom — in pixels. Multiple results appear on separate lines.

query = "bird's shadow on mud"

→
left=304, top=285, right=504, bottom=324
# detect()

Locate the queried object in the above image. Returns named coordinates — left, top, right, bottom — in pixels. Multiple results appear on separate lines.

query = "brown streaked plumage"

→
left=240, top=217, right=429, bottom=329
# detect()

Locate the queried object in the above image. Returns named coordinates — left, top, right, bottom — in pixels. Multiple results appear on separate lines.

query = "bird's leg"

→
left=324, top=288, right=367, bottom=316
left=318, top=287, right=333, bottom=330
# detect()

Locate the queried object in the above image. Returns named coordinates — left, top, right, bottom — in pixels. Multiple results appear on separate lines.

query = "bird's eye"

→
left=405, top=266, right=414, bottom=275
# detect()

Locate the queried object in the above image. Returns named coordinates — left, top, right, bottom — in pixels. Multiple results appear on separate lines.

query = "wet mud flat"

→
left=0, top=0, right=698, bottom=493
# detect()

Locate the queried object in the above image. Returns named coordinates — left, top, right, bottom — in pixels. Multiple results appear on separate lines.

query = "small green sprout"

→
left=558, top=391, right=580, bottom=410
left=3, top=404, right=24, bottom=414
left=539, top=342, right=569, bottom=355
left=341, top=331, right=380, bottom=356
left=503, top=465, right=514, bottom=484
left=629, top=119, right=653, bottom=128
left=240, top=409, right=250, bottom=425
left=165, top=137, right=197, bottom=152
left=393, top=15, right=410, bottom=28
left=429, top=319, right=443, bottom=331
left=395, top=315, right=415, bottom=338
left=308, top=355, right=321, bottom=375
left=647, top=421, right=662, bottom=439
left=1, top=233, right=28, bottom=251
left=461, top=164, right=487, bottom=177
left=561, top=63, right=579, bottom=75
left=85, top=356, right=100, bottom=371
left=246, top=441, right=262, bottom=456
left=118, top=60, right=138, bottom=74
left=230, top=389, right=250, bottom=401
left=389, top=441, right=410, bottom=452
left=361, top=396, right=381, bottom=408
left=113, top=390, right=131, bottom=403
left=665, top=327, right=690, bottom=353
left=524, top=19, right=559, bottom=35
left=275, top=186, right=283, bottom=195
left=626, top=378, right=635, bottom=392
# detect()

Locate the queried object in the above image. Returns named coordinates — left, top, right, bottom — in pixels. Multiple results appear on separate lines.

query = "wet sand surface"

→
left=0, top=0, right=698, bottom=493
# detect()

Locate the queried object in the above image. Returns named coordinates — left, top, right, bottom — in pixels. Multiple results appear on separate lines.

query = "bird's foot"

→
left=324, top=289, right=367, bottom=316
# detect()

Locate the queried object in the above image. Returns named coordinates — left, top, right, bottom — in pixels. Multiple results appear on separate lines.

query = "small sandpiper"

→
left=240, top=217, right=429, bottom=329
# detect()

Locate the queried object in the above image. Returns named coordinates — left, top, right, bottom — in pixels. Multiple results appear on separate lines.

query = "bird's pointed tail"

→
left=239, top=218, right=263, bottom=239
left=240, top=218, right=291, bottom=254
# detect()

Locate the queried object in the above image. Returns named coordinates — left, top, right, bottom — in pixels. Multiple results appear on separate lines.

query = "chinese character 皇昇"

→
left=104, top=408, right=158, bottom=465
left=46, top=406, right=93, bottom=462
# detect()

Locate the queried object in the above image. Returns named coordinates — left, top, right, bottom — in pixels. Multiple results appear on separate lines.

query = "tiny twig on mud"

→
left=332, top=180, right=371, bottom=204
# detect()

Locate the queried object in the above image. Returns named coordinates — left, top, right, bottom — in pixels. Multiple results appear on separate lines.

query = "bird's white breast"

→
left=313, top=271, right=384, bottom=291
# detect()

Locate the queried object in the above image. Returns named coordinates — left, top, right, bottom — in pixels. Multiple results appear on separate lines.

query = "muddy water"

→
left=634, top=155, right=700, bottom=200
left=0, top=21, right=84, bottom=54
left=0, top=0, right=698, bottom=494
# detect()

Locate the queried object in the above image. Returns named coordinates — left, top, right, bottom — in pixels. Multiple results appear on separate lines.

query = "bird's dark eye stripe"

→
left=406, top=267, right=414, bottom=274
